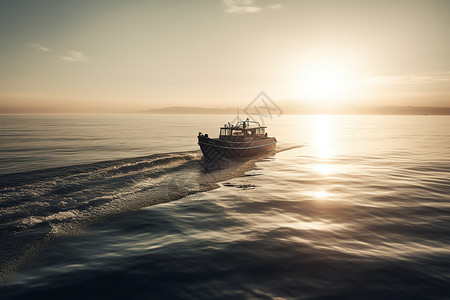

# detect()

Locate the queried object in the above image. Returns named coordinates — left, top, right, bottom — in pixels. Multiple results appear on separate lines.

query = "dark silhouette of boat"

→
left=198, top=118, right=277, bottom=166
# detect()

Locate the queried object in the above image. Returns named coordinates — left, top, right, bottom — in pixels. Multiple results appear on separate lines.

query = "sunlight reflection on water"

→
left=314, top=115, right=334, bottom=159
left=313, top=190, right=330, bottom=199
left=314, top=163, right=333, bottom=175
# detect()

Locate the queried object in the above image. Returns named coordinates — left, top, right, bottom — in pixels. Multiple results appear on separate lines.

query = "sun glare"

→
left=287, top=53, right=361, bottom=103
left=304, top=63, right=352, bottom=100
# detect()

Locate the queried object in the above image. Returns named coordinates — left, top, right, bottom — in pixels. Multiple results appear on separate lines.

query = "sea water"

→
left=1, top=114, right=449, bottom=299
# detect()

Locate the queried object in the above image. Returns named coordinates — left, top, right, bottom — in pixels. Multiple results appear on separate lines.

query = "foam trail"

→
left=0, top=144, right=300, bottom=284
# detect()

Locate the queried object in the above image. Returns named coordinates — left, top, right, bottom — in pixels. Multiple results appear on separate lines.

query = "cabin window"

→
left=246, top=130, right=252, bottom=136
left=232, top=130, right=244, bottom=136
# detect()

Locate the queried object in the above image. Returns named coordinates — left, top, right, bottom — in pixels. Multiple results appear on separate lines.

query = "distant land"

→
left=2, top=104, right=450, bottom=115
left=139, top=106, right=450, bottom=115
left=139, top=107, right=236, bottom=115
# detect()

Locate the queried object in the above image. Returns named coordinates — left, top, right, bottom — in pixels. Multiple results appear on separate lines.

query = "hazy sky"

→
left=0, top=0, right=449, bottom=113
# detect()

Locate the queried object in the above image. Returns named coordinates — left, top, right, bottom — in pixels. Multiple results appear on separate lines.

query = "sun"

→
left=288, top=54, right=360, bottom=103
left=304, top=64, right=351, bottom=100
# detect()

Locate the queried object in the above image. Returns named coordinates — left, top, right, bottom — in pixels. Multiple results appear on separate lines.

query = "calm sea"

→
left=0, top=114, right=449, bottom=299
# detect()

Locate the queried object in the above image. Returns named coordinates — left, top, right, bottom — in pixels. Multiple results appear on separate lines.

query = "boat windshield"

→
left=236, top=119, right=261, bottom=128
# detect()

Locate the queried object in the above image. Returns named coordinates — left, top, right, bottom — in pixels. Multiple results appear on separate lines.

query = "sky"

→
left=0, top=0, right=449, bottom=113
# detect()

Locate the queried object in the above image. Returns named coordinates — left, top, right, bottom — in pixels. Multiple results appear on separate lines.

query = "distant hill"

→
left=139, top=105, right=450, bottom=115
left=350, top=106, right=450, bottom=115
left=139, top=106, right=236, bottom=114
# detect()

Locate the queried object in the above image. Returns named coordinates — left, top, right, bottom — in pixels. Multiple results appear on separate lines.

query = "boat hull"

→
left=198, top=135, right=276, bottom=162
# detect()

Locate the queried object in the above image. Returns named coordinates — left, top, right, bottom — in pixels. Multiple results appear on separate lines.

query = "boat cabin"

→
left=198, top=117, right=277, bottom=161
left=219, top=118, right=268, bottom=140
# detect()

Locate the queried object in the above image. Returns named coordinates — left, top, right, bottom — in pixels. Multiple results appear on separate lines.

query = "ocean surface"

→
left=0, top=114, right=449, bottom=299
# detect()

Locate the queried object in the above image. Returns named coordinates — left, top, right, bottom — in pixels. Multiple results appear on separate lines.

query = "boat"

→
left=198, top=118, right=277, bottom=165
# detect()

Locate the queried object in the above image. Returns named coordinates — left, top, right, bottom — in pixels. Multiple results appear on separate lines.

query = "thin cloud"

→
left=29, top=43, right=90, bottom=62
left=267, top=4, right=282, bottom=10
left=60, top=50, right=90, bottom=62
left=367, top=72, right=450, bottom=84
left=29, top=42, right=51, bottom=52
left=223, top=0, right=281, bottom=14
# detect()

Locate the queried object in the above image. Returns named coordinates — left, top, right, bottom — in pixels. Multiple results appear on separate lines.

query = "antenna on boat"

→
left=237, top=106, right=239, bottom=122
